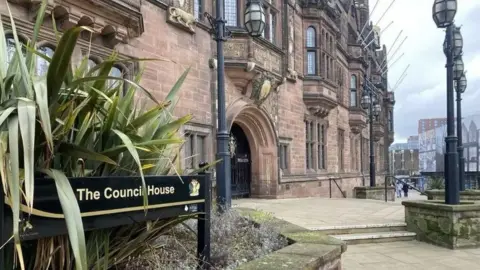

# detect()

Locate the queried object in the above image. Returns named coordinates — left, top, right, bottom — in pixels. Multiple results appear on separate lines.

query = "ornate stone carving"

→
left=308, top=106, right=330, bottom=118
left=250, top=72, right=285, bottom=105
left=167, top=6, right=197, bottom=33
left=224, top=42, right=248, bottom=58
left=373, top=122, right=385, bottom=142
left=349, top=107, right=367, bottom=134
left=287, top=68, right=297, bottom=80
left=303, top=91, right=337, bottom=119
left=14, top=0, right=144, bottom=46
left=208, top=58, right=217, bottom=70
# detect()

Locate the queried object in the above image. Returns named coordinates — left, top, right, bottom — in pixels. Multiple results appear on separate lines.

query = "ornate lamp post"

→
left=456, top=70, right=467, bottom=191
left=432, top=0, right=460, bottom=204
left=205, top=0, right=265, bottom=209
left=361, top=77, right=381, bottom=187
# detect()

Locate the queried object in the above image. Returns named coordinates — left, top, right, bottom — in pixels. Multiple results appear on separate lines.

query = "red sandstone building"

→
left=418, top=118, right=447, bottom=134
left=5, top=0, right=394, bottom=198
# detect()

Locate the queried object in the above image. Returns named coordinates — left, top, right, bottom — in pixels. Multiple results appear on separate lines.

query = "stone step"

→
left=330, top=231, right=416, bottom=245
left=309, top=223, right=407, bottom=235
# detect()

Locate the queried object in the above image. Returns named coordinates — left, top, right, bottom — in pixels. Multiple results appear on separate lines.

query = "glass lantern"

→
left=453, top=56, right=464, bottom=80
left=432, top=0, right=457, bottom=28
left=244, top=0, right=266, bottom=37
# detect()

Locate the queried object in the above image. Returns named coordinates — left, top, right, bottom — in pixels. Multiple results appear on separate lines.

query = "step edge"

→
left=331, top=232, right=417, bottom=240
left=308, top=223, right=407, bottom=231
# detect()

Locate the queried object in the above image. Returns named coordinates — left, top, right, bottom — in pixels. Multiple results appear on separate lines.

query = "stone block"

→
left=403, top=200, right=480, bottom=249
left=354, top=186, right=395, bottom=201
left=237, top=208, right=345, bottom=270
left=426, top=190, right=480, bottom=201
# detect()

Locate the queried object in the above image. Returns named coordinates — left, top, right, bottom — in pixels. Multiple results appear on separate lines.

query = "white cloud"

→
left=368, top=0, right=480, bottom=143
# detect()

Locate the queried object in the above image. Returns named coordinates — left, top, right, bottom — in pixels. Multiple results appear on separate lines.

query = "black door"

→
left=230, top=124, right=251, bottom=198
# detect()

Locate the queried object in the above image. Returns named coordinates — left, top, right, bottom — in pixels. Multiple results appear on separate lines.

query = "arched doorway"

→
left=230, top=123, right=251, bottom=198
left=226, top=99, right=279, bottom=198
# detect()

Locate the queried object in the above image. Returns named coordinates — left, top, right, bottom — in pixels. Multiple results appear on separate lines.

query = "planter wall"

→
left=403, top=200, right=480, bottom=249
left=426, top=190, right=480, bottom=201
left=237, top=208, right=346, bottom=270
left=354, top=186, right=395, bottom=201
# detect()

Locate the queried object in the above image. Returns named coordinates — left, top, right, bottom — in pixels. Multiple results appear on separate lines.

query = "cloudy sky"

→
left=369, top=0, right=480, bottom=143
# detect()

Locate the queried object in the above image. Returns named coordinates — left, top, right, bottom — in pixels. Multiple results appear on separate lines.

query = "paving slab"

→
left=234, top=191, right=480, bottom=270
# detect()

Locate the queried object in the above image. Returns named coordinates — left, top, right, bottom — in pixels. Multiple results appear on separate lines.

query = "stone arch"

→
left=226, top=98, right=278, bottom=198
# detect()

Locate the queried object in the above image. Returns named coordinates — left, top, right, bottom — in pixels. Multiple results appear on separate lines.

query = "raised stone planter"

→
left=237, top=208, right=346, bottom=270
left=354, top=186, right=395, bottom=201
left=403, top=200, right=480, bottom=249
left=426, top=189, right=480, bottom=201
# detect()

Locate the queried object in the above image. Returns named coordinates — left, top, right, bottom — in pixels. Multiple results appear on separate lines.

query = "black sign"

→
left=0, top=174, right=212, bottom=269
left=2, top=175, right=205, bottom=240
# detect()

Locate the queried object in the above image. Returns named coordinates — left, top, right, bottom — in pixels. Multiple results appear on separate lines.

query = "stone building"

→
left=390, top=149, right=419, bottom=176
left=4, top=0, right=394, bottom=198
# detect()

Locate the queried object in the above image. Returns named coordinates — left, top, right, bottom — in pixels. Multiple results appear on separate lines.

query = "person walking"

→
left=396, top=181, right=402, bottom=198
left=402, top=182, right=409, bottom=198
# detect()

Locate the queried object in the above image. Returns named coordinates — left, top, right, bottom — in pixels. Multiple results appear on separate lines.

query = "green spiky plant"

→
left=0, top=0, right=213, bottom=269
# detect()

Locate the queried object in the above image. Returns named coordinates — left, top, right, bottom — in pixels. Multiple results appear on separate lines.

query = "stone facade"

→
left=4, top=0, right=394, bottom=198
left=390, top=148, right=419, bottom=175
left=403, top=200, right=480, bottom=249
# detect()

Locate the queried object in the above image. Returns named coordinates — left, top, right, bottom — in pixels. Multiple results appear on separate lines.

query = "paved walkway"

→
left=233, top=191, right=480, bottom=270
left=234, top=191, right=425, bottom=229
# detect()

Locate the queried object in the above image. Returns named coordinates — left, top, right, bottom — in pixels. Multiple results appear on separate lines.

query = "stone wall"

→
left=426, top=190, right=480, bottom=201
left=403, top=201, right=480, bottom=249
left=354, top=186, right=395, bottom=201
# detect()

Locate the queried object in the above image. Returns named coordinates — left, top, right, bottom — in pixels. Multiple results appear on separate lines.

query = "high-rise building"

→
left=418, top=118, right=448, bottom=134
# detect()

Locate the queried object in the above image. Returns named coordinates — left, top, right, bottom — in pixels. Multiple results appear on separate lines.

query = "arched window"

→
left=108, top=66, right=123, bottom=89
left=36, top=46, right=54, bottom=76
left=306, top=26, right=316, bottom=75
left=350, top=75, right=357, bottom=107
left=6, top=34, right=27, bottom=66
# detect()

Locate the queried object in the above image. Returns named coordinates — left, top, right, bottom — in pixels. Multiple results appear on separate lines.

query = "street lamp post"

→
left=205, top=0, right=265, bottom=209
left=361, top=76, right=381, bottom=187
left=456, top=71, right=467, bottom=191
left=432, top=0, right=460, bottom=204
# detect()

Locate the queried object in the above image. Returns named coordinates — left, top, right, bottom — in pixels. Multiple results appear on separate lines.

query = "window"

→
left=388, top=110, right=393, bottom=131
left=305, top=120, right=314, bottom=169
left=317, top=123, right=326, bottom=169
left=279, top=144, right=288, bottom=170
left=184, top=132, right=207, bottom=169
left=350, top=75, right=357, bottom=107
left=338, top=129, right=345, bottom=171
left=108, top=66, right=124, bottom=89
left=268, top=11, right=276, bottom=44
left=36, top=46, right=54, bottom=76
left=225, top=0, right=238, bottom=26
left=194, top=0, right=202, bottom=20
left=6, top=35, right=26, bottom=66
left=306, top=26, right=316, bottom=75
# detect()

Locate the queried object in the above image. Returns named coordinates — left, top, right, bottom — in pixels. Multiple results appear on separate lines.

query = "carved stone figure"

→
left=287, top=68, right=297, bottom=80
left=168, top=7, right=196, bottom=32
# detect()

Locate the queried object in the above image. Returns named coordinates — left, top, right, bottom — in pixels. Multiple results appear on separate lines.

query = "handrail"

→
left=393, top=176, right=427, bottom=196
left=329, top=177, right=347, bottom=198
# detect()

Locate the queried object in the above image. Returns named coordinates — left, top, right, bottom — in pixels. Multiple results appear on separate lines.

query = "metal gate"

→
left=230, top=124, right=251, bottom=198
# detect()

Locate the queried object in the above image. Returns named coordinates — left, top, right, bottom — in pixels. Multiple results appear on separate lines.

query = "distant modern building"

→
left=418, top=118, right=448, bottom=134
left=407, top=135, right=419, bottom=150
left=389, top=143, right=409, bottom=151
